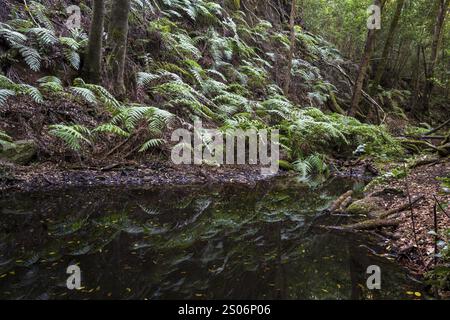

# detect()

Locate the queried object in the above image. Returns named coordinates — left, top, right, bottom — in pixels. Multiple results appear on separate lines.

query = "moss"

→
left=278, top=160, right=293, bottom=171
left=0, top=139, right=37, bottom=165
left=347, top=197, right=382, bottom=215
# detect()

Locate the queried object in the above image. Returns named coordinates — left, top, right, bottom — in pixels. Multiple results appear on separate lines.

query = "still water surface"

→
left=0, top=177, right=422, bottom=299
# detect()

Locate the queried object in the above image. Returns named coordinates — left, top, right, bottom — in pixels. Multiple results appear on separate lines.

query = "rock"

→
left=347, top=197, right=383, bottom=215
left=0, top=139, right=37, bottom=165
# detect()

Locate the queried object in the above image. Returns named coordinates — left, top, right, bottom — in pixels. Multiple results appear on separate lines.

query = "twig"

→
left=433, top=202, right=438, bottom=266
left=433, top=195, right=450, bottom=219
left=404, top=165, right=419, bottom=247
left=375, top=195, right=424, bottom=219
left=424, top=118, right=450, bottom=136
left=324, top=62, right=386, bottom=122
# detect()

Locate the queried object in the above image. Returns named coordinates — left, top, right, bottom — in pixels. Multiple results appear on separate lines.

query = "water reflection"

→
left=0, top=177, right=422, bottom=299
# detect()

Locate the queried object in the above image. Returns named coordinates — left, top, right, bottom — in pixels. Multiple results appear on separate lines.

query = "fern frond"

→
left=93, top=124, right=130, bottom=137
left=139, top=138, right=165, bottom=152
left=0, top=130, right=13, bottom=142
left=70, top=86, right=97, bottom=105
left=0, top=89, right=16, bottom=107
left=48, top=124, right=91, bottom=151
left=26, top=27, right=58, bottom=45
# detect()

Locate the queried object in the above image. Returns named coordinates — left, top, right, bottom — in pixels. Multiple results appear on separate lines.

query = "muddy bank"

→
left=0, top=161, right=291, bottom=194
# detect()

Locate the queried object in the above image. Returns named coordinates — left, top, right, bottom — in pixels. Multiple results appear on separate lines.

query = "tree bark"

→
left=349, top=0, right=384, bottom=116
left=108, top=0, right=131, bottom=97
left=372, top=0, right=405, bottom=91
left=283, top=0, right=296, bottom=95
left=82, top=0, right=105, bottom=84
left=422, top=0, right=449, bottom=116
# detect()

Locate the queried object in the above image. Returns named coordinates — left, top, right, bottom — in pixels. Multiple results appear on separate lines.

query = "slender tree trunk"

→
left=410, top=45, right=421, bottom=111
left=283, top=0, right=297, bottom=95
left=422, top=0, right=449, bottom=116
left=82, top=0, right=105, bottom=84
left=349, top=0, right=384, bottom=116
left=108, top=0, right=131, bottom=97
left=372, top=0, right=405, bottom=90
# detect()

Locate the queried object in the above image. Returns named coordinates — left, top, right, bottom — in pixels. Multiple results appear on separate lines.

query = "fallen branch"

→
left=424, top=118, right=450, bottom=136
left=328, top=190, right=353, bottom=213
left=371, top=195, right=425, bottom=219
left=324, top=218, right=401, bottom=231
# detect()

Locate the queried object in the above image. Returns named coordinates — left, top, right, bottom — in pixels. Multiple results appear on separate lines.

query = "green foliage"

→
left=0, top=130, right=13, bottom=143
left=48, top=124, right=92, bottom=151
left=0, top=6, right=85, bottom=72
left=292, top=153, right=329, bottom=177
left=278, top=108, right=401, bottom=160
left=0, top=75, right=43, bottom=106
left=70, top=78, right=122, bottom=112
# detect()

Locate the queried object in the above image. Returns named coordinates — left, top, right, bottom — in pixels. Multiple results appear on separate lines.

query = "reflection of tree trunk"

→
left=274, top=221, right=287, bottom=299
left=348, top=243, right=362, bottom=300
left=112, top=233, right=122, bottom=297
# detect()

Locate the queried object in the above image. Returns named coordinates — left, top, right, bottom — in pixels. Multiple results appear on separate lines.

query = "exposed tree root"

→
left=327, top=190, right=353, bottom=213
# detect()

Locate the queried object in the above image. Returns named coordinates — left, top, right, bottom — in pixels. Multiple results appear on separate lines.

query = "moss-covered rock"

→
left=0, top=139, right=37, bottom=165
left=347, top=197, right=382, bottom=215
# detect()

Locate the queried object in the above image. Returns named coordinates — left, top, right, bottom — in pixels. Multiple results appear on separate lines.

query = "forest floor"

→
left=369, top=158, right=449, bottom=280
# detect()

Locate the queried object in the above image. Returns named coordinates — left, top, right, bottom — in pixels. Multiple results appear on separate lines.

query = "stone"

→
left=347, top=197, right=382, bottom=215
left=0, top=139, right=37, bottom=165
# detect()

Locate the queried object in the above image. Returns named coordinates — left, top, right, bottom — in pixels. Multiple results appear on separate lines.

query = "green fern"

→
left=0, top=89, right=16, bottom=106
left=48, top=124, right=92, bottom=151
left=93, top=124, right=130, bottom=137
left=139, top=138, right=165, bottom=152
left=0, top=75, right=43, bottom=105
left=0, top=130, right=13, bottom=143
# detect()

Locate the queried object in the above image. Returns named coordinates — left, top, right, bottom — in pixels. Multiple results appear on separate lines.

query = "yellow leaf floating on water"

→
left=414, top=292, right=422, bottom=297
left=406, top=291, right=414, bottom=295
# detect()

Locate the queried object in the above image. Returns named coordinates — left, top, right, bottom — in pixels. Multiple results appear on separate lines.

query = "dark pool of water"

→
left=0, top=176, right=423, bottom=299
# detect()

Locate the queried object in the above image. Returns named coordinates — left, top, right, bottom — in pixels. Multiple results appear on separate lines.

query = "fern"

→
left=0, top=89, right=16, bottom=107
left=292, top=154, right=328, bottom=177
left=69, top=86, right=97, bottom=105
left=48, top=124, right=92, bottom=151
left=26, top=27, right=58, bottom=45
left=0, top=130, right=13, bottom=143
left=0, top=75, right=43, bottom=104
left=37, top=76, right=64, bottom=93
left=93, top=124, right=130, bottom=137
left=139, top=138, right=165, bottom=152
left=71, top=79, right=122, bottom=112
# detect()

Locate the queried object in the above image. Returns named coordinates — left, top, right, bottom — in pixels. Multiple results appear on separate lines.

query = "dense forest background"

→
left=0, top=0, right=448, bottom=170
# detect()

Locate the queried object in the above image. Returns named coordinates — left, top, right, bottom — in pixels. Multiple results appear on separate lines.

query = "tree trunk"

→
left=283, top=0, right=296, bottom=96
left=82, top=0, right=105, bottom=84
left=422, top=0, right=449, bottom=117
left=349, top=0, right=384, bottom=116
left=372, top=0, right=405, bottom=91
left=410, top=45, right=421, bottom=111
left=108, top=0, right=131, bottom=97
